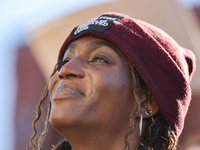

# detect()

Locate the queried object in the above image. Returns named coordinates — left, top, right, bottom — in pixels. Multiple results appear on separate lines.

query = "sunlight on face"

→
left=48, top=36, right=134, bottom=134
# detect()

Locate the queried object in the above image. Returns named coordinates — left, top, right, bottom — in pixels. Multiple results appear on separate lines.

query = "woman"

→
left=30, top=12, right=196, bottom=150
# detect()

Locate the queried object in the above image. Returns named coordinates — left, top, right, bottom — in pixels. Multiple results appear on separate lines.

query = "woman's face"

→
left=49, top=36, right=134, bottom=131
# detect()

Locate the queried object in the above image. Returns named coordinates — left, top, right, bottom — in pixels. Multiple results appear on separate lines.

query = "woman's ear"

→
left=139, top=88, right=159, bottom=118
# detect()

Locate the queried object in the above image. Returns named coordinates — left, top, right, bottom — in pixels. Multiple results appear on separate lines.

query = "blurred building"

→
left=14, top=0, right=200, bottom=149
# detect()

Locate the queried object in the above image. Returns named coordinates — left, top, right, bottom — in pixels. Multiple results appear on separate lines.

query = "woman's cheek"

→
left=48, top=73, right=60, bottom=99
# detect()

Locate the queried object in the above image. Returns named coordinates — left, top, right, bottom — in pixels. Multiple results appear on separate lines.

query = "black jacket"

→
left=53, top=140, right=71, bottom=150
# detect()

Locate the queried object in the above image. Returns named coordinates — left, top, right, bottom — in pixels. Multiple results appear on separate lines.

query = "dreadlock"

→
left=30, top=60, right=62, bottom=150
left=123, top=64, right=178, bottom=150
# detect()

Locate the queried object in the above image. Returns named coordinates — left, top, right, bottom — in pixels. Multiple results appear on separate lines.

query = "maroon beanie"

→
left=57, top=12, right=196, bottom=138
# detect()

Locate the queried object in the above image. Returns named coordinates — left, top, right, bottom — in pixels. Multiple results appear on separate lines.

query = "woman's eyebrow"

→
left=65, top=43, right=77, bottom=55
left=87, top=41, right=120, bottom=55
left=63, top=43, right=77, bottom=61
left=68, top=42, right=77, bottom=50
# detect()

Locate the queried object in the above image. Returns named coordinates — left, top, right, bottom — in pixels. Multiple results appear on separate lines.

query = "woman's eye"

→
left=92, top=56, right=108, bottom=63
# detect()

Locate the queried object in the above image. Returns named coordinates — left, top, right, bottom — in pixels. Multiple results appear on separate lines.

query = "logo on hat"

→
left=71, top=14, right=123, bottom=38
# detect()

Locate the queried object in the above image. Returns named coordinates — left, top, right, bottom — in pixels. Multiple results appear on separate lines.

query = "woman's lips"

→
left=53, top=84, right=84, bottom=101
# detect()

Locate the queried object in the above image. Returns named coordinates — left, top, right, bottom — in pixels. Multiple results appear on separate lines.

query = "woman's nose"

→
left=58, top=57, right=85, bottom=79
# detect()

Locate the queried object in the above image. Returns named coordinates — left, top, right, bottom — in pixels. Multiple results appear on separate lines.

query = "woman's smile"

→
left=53, top=83, right=85, bottom=101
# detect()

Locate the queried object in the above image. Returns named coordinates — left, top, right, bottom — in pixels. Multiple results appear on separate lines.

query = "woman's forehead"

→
left=63, top=36, right=124, bottom=58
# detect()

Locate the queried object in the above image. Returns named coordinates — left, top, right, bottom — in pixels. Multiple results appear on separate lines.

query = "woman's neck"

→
left=58, top=123, right=142, bottom=150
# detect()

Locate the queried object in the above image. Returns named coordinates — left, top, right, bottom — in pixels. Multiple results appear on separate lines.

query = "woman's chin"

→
left=49, top=110, right=82, bottom=132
